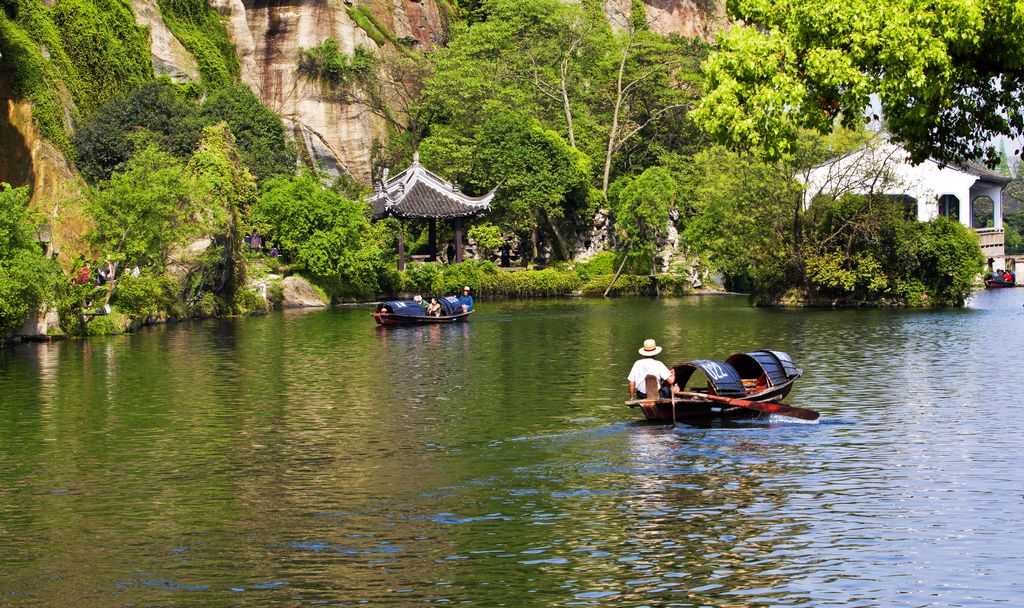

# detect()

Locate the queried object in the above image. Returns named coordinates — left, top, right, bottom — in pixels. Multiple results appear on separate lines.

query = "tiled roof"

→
left=369, top=154, right=496, bottom=219
left=946, top=160, right=1014, bottom=184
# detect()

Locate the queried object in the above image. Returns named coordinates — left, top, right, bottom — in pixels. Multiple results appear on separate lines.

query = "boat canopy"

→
left=439, top=296, right=462, bottom=315
left=725, top=350, right=801, bottom=388
left=380, top=301, right=427, bottom=316
left=674, top=359, right=747, bottom=398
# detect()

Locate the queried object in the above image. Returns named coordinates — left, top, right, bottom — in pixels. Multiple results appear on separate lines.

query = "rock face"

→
left=280, top=276, right=328, bottom=308
left=215, top=0, right=453, bottom=183
left=606, top=0, right=727, bottom=38
left=130, top=0, right=201, bottom=82
left=213, top=0, right=725, bottom=184
left=0, top=75, right=86, bottom=265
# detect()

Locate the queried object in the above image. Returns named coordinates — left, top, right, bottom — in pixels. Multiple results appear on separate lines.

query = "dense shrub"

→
left=113, top=272, right=178, bottom=323
left=200, top=85, right=295, bottom=183
left=252, top=171, right=384, bottom=299
left=74, top=80, right=204, bottom=183
left=0, top=185, right=60, bottom=343
left=478, top=268, right=582, bottom=297
left=797, top=196, right=982, bottom=306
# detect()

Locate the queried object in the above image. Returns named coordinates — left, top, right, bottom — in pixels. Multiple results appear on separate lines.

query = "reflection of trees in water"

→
left=580, top=429, right=818, bottom=604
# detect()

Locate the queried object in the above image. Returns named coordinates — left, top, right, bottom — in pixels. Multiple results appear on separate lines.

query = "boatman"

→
left=458, top=285, right=474, bottom=312
left=627, top=338, right=675, bottom=400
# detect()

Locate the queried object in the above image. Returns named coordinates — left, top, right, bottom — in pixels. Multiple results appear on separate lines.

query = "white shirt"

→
left=627, top=358, right=671, bottom=394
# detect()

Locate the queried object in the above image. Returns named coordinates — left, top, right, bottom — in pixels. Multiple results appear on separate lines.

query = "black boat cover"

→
left=439, top=296, right=463, bottom=316
left=381, top=301, right=427, bottom=316
left=675, top=359, right=747, bottom=398
left=765, top=350, right=801, bottom=378
left=745, top=351, right=788, bottom=387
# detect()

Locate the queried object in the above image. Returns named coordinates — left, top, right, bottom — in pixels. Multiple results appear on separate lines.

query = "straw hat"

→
left=638, top=338, right=662, bottom=357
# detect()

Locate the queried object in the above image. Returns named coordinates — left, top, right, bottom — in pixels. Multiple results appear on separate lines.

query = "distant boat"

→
left=372, top=296, right=472, bottom=326
left=984, top=272, right=1016, bottom=288
left=626, top=350, right=818, bottom=421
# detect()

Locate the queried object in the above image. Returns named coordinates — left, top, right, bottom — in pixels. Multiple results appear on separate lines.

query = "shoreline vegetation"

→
left=4, top=0, right=1021, bottom=347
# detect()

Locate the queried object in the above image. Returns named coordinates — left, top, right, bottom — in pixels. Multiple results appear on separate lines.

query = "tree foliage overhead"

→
left=692, top=0, right=1024, bottom=166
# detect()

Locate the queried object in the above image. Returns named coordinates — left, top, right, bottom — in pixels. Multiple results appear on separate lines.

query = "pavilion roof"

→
left=369, top=153, right=496, bottom=220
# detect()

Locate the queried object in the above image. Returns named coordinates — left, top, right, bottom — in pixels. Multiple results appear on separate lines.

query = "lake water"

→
left=1, top=291, right=1022, bottom=607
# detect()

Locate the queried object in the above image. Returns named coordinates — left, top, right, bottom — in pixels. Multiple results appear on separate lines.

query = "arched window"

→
left=972, top=196, right=994, bottom=228
left=938, top=194, right=960, bottom=222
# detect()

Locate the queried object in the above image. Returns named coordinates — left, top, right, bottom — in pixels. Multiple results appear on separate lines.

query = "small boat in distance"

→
left=984, top=271, right=1016, bottom=288
left=372, top=296, right=471, bottom=326
left=626, top=350, right=817, bottom=422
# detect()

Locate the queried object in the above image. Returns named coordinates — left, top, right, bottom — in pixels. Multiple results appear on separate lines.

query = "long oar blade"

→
left=676, top=391, right=820, bottom=422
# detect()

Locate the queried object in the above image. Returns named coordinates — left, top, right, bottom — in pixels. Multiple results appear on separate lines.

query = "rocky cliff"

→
left=5, top=0, right=726, bottom=202
left=168, top=0, right=726, bottom=184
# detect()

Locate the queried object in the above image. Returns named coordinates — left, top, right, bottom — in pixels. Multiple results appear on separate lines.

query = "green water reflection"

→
left=2, top=293, right=1023, bottom=606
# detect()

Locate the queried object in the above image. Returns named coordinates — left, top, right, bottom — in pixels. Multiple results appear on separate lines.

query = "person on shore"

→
left=627, top=339, right=674, bottom=399
left=458, top=286, right=474, bottom=312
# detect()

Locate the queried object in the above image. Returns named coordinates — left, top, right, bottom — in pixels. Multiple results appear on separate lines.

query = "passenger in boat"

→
left=426, top=298, right=442, bottom=316
left=458, top=286, right=474, bottom=312
left=627, top=339, right=674, bottom=399
left=413, top=294, right=424, bottom=308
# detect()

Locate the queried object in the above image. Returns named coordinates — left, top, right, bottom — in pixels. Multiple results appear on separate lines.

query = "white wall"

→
left=798, top=139, right=993, bottom=228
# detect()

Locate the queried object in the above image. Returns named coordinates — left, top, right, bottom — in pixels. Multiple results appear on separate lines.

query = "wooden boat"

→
left=626, top=350, right=818, bottom=422
left=372, top=296, right=472, bottom=326
left=984, top=272, right=1016, bottom=288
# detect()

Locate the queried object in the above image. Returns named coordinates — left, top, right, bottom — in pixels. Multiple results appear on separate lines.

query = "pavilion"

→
left=369, top=153, right=497, bottom=270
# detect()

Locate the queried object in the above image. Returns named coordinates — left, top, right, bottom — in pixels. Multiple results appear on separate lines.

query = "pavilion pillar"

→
left=428, top=218, right=437, bottom=261
left=454, top=217, right=464, bottom=263
left=397, top=224, right=405, bottom=271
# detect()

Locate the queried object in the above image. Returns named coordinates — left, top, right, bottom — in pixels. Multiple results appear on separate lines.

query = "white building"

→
left=797, top=137, right=1011, bottom=266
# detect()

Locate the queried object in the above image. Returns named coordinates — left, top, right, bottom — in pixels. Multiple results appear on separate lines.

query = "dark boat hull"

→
left=625, top=379, right=798, bottom=422
left=372, top=310, right=472, bottom=325
left=985, top=278, right=1016, bottom=288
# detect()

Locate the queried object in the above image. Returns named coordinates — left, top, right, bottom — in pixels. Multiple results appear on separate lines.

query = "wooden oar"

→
left=675, top=391, right=820, bottom=421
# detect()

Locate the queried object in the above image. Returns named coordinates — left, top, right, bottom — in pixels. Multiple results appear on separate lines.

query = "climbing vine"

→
left=0, top=0, right=153, bottom=155
left=157, top=0, right=239, bottom=90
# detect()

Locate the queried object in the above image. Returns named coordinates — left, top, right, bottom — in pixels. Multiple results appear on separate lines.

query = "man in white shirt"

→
left=627, top=338, right=675, bottom=399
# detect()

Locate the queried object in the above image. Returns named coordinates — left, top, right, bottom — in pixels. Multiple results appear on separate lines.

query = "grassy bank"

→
left=389, top=257, right=699, bottom=300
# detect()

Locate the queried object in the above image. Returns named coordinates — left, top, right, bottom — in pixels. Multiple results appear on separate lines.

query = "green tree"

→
left=0, top=184, right=59, bottom=343
left=423, top=112, right=595, bottom=262
left=187, top=123, right=258, bottom=309
left=73, top=80, right=204, bottom=183
left=200, top=84, right=295, bottom=183
left=613, top=166, right=678, bottom=274
left=86, top=144, right=193, bottom=272
left=251, top=171, right=384, bottom=298
left=691, top=0, right=1024, bottom=166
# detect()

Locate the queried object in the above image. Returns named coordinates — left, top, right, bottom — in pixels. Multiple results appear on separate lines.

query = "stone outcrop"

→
left=280, top=276, right=328, bottom=308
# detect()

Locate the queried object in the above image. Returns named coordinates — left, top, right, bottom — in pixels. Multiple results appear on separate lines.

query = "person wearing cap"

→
left=458, top=285, right=474, bottom=312
left=627, top=339, right=674, bottom=399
